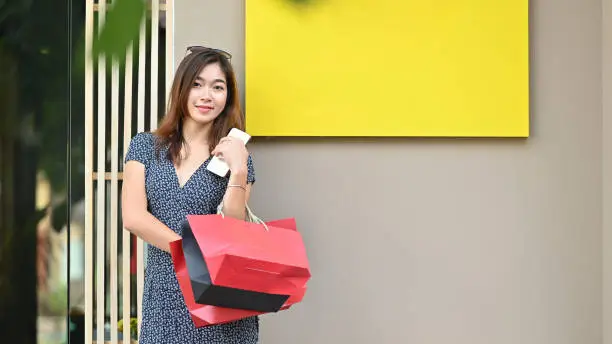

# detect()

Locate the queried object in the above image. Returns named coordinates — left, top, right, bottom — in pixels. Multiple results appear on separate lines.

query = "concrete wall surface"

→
left=174, top=0, right=608, bottom=343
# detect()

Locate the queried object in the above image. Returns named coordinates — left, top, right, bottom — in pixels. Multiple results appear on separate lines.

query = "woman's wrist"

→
left=228, top=166, right=248, bottom=184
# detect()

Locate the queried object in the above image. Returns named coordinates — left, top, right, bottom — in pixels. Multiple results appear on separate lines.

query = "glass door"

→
left=0, top=0, right=84, bottom=343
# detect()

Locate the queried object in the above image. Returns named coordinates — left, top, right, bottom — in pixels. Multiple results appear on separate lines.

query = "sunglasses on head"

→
left=185, top=46, right=232, bottom=60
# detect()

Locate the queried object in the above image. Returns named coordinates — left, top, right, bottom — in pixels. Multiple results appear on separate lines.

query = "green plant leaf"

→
left=92, top=0, right=145, bottom=63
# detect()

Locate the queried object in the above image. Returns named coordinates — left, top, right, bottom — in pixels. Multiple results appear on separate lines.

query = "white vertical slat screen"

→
left=109, top=19, right=120, bottom=344
left=84, top=1, right=171, bottom=343
left=95, top=1, right=107, bottom=343
left=165, top=0, right=174, bottom=102
left=150, top=0, right=159, bottom=130
left=121, top=41, right=134, bottom=344
left=135, top=5, right=147, bottom=339
left=84, top=0, right=94, bottom=343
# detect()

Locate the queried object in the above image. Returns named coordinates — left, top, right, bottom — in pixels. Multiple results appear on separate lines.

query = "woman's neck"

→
left=182, top=118, right=211, bottom=148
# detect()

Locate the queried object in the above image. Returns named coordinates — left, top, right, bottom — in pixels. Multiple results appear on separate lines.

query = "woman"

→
left=121, top=46, right=258, bottom=343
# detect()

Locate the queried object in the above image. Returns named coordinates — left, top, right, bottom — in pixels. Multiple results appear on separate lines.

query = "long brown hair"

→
left=154, top=47, right=244, bottom=164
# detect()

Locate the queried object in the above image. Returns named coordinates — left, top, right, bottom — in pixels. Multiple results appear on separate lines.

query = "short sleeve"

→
left=247, top=154, right=256, bottom=184
left=124, top=132, right=155, bottom=168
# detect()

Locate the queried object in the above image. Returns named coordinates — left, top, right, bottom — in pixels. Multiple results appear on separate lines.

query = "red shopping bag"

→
left=169, top=215, right=311, bottom=327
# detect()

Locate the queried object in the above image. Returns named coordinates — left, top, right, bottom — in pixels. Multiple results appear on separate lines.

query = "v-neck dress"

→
left=124, top=132, right=259, bottom=344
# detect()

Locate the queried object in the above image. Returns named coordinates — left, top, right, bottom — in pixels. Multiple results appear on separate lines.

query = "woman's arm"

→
left=219, top=168, right=252, bottom=220
left=211, top=135, right=256, bottom=220
left=121, top=160, right=181, bottom=253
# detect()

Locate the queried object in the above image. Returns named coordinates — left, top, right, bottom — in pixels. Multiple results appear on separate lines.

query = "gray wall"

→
left=603, top=0, right=611, bottom=343
left=175, top=0, right=608, bottom=343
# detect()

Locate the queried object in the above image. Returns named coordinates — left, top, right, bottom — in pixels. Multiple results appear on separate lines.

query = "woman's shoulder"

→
left=131, top=131, right=156, bottom=145
left=130, top=131, right=162, bottom=152
left=125, top=131, right=159, bottom=165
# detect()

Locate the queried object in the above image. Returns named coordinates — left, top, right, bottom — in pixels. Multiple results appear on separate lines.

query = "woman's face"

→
left=186, top=62, right=228, bottom=127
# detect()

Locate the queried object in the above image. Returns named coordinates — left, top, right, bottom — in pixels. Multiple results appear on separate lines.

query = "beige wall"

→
left=604, top=0, right=611, bottom=343
left=175, top=0, right=607, bottom=343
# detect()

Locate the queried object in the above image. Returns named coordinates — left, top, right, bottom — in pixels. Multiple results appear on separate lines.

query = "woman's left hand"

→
left=211, top=136, right=249, bottom=174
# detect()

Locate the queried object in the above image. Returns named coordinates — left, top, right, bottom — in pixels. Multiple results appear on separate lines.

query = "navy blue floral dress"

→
left=124, top=132, right=259, bottom=344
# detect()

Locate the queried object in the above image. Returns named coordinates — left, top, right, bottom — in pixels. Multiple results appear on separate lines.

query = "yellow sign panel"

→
left=245, top=0, right=529, bottom=137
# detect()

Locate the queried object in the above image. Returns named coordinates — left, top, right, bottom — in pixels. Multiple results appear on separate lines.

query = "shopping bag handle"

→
left=217, top=202, right=270, bottom=232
